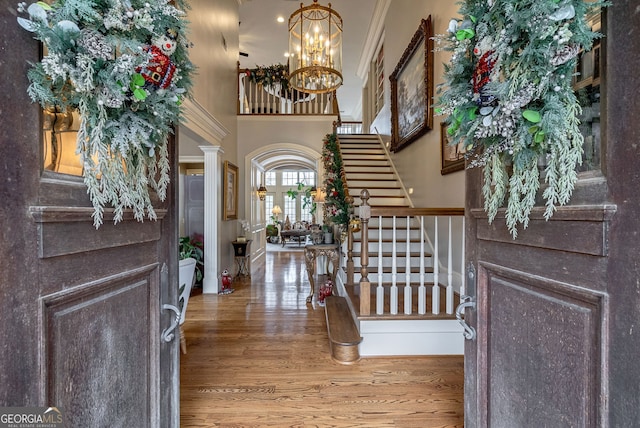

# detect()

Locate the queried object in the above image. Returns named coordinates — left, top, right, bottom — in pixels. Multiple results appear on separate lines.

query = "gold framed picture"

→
left=223, top=161, right=238, bottom=220
left=390, top=16, right=434, bottom=152
left=440, top=122, right=465, bottom=175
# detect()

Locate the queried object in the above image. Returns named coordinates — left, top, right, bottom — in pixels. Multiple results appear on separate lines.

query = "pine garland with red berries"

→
left=436, top=0, right=608, bottom=237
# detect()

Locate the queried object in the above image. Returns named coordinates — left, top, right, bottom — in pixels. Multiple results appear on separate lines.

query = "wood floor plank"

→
left=180, top=250, right=464, bottom=427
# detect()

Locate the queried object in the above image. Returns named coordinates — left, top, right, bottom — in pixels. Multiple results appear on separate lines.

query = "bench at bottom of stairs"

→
left=324, top=296, right=362, bottom=364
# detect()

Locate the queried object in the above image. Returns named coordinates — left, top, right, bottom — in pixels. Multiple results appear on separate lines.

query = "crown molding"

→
left=180, top=98, right=230, bottom=145
left=356, top=0, right=391, bottom=80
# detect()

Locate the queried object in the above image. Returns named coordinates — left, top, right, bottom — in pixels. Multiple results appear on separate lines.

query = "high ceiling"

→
left=238, top=0, right=377, bottom=121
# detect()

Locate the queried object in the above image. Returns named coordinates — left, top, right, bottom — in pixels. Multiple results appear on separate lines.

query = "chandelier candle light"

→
left=288, top=0, right=342, bottom=94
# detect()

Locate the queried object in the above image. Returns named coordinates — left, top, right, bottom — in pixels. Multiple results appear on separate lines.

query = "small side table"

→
left=232, top=240, right=252, bottom=277
left=304, top=243, right=339, bottom=303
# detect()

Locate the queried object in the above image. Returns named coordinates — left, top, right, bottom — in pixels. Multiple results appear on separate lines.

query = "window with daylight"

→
left=300, top=207, right=313, bottom=223
left=284, top=196, right=297, bottom=222
left=265, top=171, right=276, bottom=186
left=298, top=171, right=315, bottom=186
left=282, top=171, right=298, bottom=186
left=265, top=194, right=274, bottom=222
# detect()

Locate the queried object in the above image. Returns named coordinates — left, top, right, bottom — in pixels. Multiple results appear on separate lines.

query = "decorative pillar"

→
left=200, top=145, right=224, bottom=294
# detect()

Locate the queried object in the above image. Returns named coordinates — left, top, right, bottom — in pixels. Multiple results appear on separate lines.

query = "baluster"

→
left=270, top=89, right=275, bottom=114
left=418, top=216, right=426, bottom=315
left=359, top=190, right=371, bottom=316
left=390, top=216, right=398, bottom=315
left=460, top=216, right=466, bottom=314
left=287, top=90, right=292, bottom=114
left=432, top=216, right=440, bottom=315
left=376, top=215, right=384, bottom=315
left=446, top=216, right=454, bottom=314
left=404, top=216, right=412, bottom=315
left=246, top=80, right=251, bottom=113
left=252, top=82, right=258, bottom=114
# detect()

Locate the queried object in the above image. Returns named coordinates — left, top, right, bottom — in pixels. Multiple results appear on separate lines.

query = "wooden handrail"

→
left=370, top=207, right=465, bottom=217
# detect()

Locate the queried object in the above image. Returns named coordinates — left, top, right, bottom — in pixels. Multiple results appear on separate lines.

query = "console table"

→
left=231, top=240, right=251, bottom=277
left=303, top=244, right=339, bottom=303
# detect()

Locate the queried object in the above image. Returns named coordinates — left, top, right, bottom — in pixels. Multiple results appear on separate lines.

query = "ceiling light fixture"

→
left=288, top=0, right=342, bottom=94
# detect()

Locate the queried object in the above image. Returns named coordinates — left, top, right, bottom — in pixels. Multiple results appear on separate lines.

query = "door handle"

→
left=455, top=262, right=477, bottom=340
left=455, top=299, right=476, bottom=340
left=161, top=304, right=181, bottom=343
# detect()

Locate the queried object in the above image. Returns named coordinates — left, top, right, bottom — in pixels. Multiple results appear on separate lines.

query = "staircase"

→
left=324, top=134, right=464, bottom=360
left=339, top=134, right=409, bottom=208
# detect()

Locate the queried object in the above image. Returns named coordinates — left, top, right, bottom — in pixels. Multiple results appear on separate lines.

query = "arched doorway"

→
left=244, top=144, right=322, bottom=262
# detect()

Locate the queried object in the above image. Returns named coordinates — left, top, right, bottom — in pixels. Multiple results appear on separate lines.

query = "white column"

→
left=200, top=145, right=224, bottom=294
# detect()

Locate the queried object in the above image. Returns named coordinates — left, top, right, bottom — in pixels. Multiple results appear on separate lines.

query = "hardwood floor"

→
left=180, top=250, right=464, bottom=427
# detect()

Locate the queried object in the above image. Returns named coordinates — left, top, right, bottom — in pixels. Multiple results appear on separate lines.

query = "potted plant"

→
left=322, top=224, right=333, bottom=244
left=266, top=224, right=279, bottom=243
left=179, top=234, right=204, bottom=285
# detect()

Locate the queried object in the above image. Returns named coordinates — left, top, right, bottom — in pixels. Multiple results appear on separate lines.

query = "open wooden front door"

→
left=463, top=4, right=640, bottom=427
left=0, top=7, right=180, bottom=427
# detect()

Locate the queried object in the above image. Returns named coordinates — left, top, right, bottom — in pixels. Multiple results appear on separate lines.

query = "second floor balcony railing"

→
left=238, top=67, right=339, bottom=116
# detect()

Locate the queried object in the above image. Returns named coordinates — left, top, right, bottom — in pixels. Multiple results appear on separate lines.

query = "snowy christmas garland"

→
left=437, top=0, right=607, bottom=237
left=322, top=133, right=352, bottom=226
left=17, top=0, right=194, bottom=227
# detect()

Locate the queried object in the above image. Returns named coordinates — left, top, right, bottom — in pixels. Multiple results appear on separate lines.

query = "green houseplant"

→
left=179, top=235, right=204, bottom=284
left=286, top=182, right=317, bottom=215
left=266, top=224, right=279, bottom=243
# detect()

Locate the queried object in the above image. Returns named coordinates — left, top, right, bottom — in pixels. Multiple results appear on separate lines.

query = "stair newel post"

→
left=358, top=190, right=371, bottom=316
left=346, top=195, right=355, bottom=286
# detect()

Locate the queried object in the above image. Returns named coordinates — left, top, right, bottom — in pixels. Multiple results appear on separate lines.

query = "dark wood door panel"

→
left=41, top=264, right=160, bottom=427
left=1, top=7, right=179, bottom=423
left=477, top=262, right=607, bottom=428
left=30, top=207, right=166, bottom=259
left=472, top=205, right=616, bottom=257
left=471, top=205, right=614, bottom=294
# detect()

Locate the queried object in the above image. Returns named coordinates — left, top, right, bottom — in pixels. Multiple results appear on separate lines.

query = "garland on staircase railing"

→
left=244, top=63, right=290, bottom=91
left=322, top=133, right=352, bottom=226
left=436, top=0, right=608, bottom=238
left=17, top=0, right=194, bottom=227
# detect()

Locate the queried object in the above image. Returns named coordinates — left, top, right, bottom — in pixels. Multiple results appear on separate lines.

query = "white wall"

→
left=369, top=0, right=466, bottom=288
left=179, top=0, right=240, bottom=282
left=371, top=0, right=464, bottom=209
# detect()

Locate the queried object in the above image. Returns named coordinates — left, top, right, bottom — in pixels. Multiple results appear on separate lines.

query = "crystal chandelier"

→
left=288, top=0, right=343, bottom=94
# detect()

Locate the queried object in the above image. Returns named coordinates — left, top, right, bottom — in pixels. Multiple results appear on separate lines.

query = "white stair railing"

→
left=238, top=70, right=337, bottom=116
left=354, top=195, right=465, bottom=318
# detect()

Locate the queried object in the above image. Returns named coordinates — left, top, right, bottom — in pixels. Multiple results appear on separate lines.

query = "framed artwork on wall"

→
left=223, top=161, right=238, bottom=220
left=440, top=122, right=465, bottom=175
left=390, top=16, right=434, bottom=153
